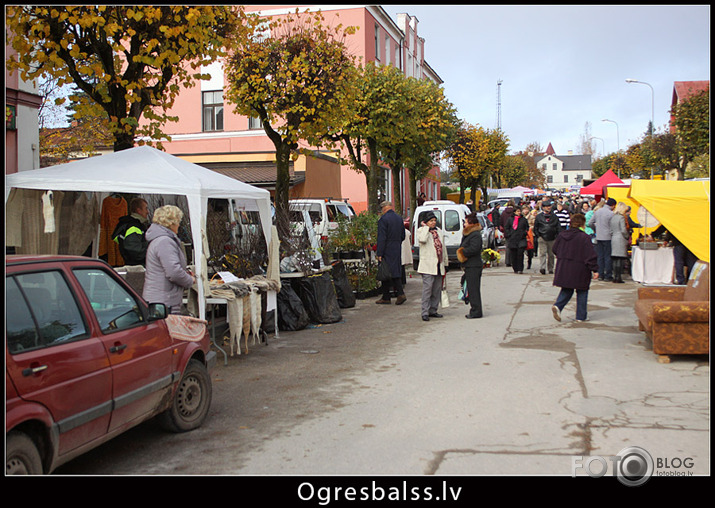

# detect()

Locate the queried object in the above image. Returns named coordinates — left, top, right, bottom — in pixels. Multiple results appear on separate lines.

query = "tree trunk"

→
left=367, top=139, right=381, bottom=214
left=391, top=165, right=402, bottom=216
left=408, top=172, right=417, bottom=222
left=113, top=131, right=135, bottom=152
left=273, top=141, right=292, bottom=242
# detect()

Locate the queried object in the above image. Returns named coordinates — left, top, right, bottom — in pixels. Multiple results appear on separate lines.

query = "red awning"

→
left=579, top=169, right=624, bottom=197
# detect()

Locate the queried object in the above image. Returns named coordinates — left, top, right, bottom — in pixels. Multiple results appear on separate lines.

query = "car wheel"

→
left=6, top=431, right=43, bottom=475
left=158, top=359, right=212, bottom=433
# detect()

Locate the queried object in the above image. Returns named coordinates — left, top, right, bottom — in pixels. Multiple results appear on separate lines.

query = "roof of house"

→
left=672, top=80, right=709, bottom=105
left=545, top=142, right=556, bottom=155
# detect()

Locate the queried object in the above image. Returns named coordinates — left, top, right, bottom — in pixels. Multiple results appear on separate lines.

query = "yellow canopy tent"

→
left=627, top=180, right=710, bottom=263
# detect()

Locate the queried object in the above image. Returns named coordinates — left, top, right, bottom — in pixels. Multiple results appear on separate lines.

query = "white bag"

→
left=441, top=289, right=450, bottom=308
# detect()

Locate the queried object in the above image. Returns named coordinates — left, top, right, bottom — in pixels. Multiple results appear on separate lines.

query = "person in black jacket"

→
left=505, top=206, right=529, bottom=274
left=376, top=201, right=407, bottom=305
left=112, top=197, right=150, bottom=266
left=534, top=200, right=561, bottom=274
left=456, top=212, right=483, bottom=319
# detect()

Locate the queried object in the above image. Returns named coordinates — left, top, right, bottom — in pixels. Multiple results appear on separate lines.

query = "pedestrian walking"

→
left=534, top=200, right=561, bottom=274
left=456, top=212, right=483, bottom=319
left=610, top=202, right=631, bottom=283
left=525, top=207, right=537, bottom=270
left=375, top=201, right=407, bottom=305
left=505, top=206, right=529, bottom=274
left=588, top=197, right=616, bottom=281
left=551, top=213, right=599, bottom=322
left=416, top=211, right=448, bottom=321
left=143, top=205, right=196, bottom=315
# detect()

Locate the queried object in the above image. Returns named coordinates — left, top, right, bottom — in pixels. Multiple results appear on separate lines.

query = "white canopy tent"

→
left=5, top=146, right=273, bottom=320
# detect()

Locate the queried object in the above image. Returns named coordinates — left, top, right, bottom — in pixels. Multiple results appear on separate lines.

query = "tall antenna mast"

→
left=496, top=79, right=503, bottom=130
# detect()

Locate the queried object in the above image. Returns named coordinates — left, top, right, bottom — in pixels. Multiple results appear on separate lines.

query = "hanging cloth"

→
left=99, top=195, right=127, bottom=266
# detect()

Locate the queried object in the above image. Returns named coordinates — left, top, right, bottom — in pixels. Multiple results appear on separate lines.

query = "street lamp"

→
left=626, top=78, right=655, bottom=178
left=601, top=119, right=620, bottom=177
left=625, top=79, right=654, bottom=136
left=589, top=136, right=605, bottom=156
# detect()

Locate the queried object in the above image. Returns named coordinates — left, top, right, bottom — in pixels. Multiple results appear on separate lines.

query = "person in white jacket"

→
left=143, top=205, right=195, bottom=314
left=416, top=211, right=448, bottom=321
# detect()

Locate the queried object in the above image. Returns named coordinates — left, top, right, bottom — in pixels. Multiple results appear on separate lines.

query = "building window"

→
left=248, top=116, right=261, bottom=130
left=202, top=90, right=223, bottom=132
left=542, top=163, right=547, bottom=170
left=385, top=38, right=390, bottom=65
left=547, top=175, right=553, bottom=184
left=552, top=163, right=557, bottom=171
left=564, top=175, right=569, bottom=183
left=374, top=24, right=380, bottom=61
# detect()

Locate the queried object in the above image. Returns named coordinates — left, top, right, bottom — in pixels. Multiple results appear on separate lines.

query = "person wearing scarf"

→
left=416, top=211, right=448, bottom=321
left=505, top=206, right=529, bottom=274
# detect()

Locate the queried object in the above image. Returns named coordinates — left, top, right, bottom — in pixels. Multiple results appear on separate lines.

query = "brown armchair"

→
left=634, top=261, right=709, bottom=359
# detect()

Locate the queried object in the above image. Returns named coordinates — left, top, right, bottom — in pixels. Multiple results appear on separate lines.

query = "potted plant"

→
left=481, top=248, right=501, bottom=267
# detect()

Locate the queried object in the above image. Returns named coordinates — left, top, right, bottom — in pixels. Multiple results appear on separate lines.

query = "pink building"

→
left=155, top=5, right=443, bottom=215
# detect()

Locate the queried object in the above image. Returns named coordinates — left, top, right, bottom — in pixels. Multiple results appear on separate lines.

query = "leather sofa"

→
left=634, top=261, right=710, bottom=359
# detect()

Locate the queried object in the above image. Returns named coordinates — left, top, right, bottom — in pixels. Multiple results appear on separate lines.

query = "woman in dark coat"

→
left=551, top=213, right=599, bottom=322
left=505, top=206, right=529, bottom=274
left=456, top=212, right=483, bottom=319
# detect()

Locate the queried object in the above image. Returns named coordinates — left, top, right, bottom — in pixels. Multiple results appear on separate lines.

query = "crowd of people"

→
left=375, top=193, right=666, bottom=325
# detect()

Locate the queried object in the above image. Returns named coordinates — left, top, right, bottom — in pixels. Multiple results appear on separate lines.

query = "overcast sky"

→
left=382, top=4, right=710, bottom=157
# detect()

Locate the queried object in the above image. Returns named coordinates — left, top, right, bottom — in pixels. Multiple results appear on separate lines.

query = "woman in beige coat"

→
left=416, top=211, right=448, bottom=321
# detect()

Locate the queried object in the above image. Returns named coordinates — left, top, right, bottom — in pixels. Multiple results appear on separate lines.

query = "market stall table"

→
left=631, top=246, right=674, bottom=284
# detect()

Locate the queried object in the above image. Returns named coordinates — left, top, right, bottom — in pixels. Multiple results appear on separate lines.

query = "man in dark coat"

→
left=534, top=200, right=561, bottom=274
left=376, top=201, right=406, bottom=305
left=551, top=213, right=599, bottom=322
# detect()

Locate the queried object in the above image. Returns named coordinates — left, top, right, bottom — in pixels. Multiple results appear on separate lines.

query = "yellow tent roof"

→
left=605, top=186, right=658, bottom=244
left=627, top=180, right=710, bottom=262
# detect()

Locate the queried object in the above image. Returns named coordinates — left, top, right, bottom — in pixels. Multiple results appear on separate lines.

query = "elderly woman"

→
left=610, top=202, right=631, bottom=284
left=416, top=211, right=448, bottom=321
left=143, top=205, right=195, bottom=314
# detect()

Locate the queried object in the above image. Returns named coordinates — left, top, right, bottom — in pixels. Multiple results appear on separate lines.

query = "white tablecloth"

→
left=631, top=246, right=674, bottom=284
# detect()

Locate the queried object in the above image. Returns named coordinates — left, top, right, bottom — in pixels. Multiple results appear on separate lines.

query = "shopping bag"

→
left=440, top=275, right=450, bottom=308
left=376, top=261, right=392, bottom=282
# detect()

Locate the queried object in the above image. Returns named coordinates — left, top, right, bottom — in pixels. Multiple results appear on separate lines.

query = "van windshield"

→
left=326, top=203, right=353, bottom=221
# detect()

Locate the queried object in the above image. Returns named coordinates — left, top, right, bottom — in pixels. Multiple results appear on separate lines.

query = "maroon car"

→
left=5, top=255, right=215, bottom=474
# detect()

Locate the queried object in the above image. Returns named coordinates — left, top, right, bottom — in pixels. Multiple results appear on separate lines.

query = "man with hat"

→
left=588, top=197, right=616, bottom=281
left=534, top=200, right=561, bottom=274
left=376, top=201, right=407, bottom=305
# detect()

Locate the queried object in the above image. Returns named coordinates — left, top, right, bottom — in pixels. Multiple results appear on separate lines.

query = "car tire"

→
left=158, top=359, right=212, bottom=433
left=6, top=431, right=43, bottom=475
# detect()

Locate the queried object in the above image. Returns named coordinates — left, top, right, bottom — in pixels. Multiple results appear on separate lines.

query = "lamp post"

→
left=626, top=79, right=655, bottom=178
left=589, top=136, right=605, bottom=157
left=601, top=119, right=620, bottom=177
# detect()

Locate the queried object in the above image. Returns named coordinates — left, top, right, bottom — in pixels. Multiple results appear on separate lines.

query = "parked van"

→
left=289, top=198, right=356, bottom=243
left=411, top=201, right=495, bottom=268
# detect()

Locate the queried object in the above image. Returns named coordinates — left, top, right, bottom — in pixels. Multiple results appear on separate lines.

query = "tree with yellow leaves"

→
left=6, top=6, right=246, bottom=151
left=223, top=9, right=357, bottom=239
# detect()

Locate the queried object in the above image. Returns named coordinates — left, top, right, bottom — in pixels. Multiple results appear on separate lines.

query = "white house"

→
left=536, top=148, right=592, bottom=191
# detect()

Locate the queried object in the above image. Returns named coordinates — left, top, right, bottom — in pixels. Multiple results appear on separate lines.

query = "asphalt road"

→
left=54, top=261, right=709, bottom=481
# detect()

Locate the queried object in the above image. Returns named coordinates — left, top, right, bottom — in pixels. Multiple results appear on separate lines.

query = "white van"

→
left=411, top=201, right=494, bottom=268
left=289, top=198, right=356, bottom=243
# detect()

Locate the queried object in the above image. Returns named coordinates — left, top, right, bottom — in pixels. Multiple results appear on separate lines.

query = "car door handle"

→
left=22, top=364, right=48, bottom=376
left=109, top=344, right=128, bottom=354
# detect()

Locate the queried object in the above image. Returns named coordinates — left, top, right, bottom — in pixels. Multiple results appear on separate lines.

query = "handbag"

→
left=376, top=260, right=392, bottom=282
left=440, top=276, right=450, bottom=308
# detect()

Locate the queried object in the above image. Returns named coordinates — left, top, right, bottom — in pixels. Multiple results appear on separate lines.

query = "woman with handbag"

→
left=456, top=212, right=483, bottom=319
left=416, top=211, right=448, bottom=321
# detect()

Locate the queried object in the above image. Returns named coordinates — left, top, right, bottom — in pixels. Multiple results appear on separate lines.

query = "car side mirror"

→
left=147, top=302, right=168, bottom=321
